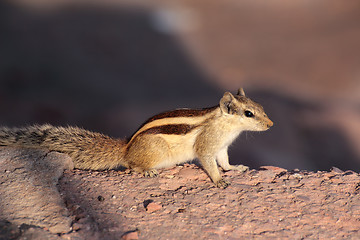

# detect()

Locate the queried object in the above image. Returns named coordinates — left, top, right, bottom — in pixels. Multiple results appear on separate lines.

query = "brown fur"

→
left=0, top=124, right=127, bottom=170
left=0, top=88, right=273, bottom=187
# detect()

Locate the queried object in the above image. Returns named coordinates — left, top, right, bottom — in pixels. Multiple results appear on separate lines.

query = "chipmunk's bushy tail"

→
left=0, top=124, right=128, bottom=170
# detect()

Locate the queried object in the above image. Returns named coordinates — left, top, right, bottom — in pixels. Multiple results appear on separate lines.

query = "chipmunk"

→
left=0, top=88, right=273, bottom=187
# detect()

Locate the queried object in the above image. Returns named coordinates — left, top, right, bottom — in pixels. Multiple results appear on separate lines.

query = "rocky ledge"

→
left=0, top=147, right=359, bottom=239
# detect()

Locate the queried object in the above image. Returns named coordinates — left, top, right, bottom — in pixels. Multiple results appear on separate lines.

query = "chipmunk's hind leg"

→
left=130, top=167, right=159, bottom=177
left=144, top=169, right=159, bottom=177
left=125, top=135, right=169, bottom=177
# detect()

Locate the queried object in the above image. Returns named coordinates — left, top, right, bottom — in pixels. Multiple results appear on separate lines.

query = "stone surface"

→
left=121, top=231, right=139, bottom=240
left=145, top=202, right=162, bottom=213
left=1, top=147, right=360, bottom=239
left=0, top=147, right=73, bottom=234
left=58, top=164, right=360, bottom=239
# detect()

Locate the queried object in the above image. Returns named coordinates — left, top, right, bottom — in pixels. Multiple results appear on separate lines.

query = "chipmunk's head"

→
left=219, top=88, right=273, bottom=131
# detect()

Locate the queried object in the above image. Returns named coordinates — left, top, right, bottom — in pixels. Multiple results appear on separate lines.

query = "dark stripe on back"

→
left=143, top=106, right=218, bottom=125
left=141, top=124, right=196, bottom=136
left=127, top=106, right=218, bottom=143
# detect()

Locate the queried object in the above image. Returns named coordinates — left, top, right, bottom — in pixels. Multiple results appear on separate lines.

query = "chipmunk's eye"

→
left=244, top=110, right=254, bottom=118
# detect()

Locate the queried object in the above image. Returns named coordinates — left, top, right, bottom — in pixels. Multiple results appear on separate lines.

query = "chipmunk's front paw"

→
left=215, top=178, right=230, bottom=188
left=232, top=165, right=249, bottom=172
left=144, top=169, right=159, bottom=178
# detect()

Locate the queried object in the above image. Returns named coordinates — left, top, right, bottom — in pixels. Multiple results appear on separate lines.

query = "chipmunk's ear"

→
left=237, top=88, right=246, bottom=97
left=220, top=92, right=236, bottom=114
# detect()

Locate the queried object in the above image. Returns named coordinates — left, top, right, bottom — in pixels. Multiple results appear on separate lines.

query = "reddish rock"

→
left=178, top=166, right=207, bottom=180
left=259, top=166, right=288, bottom=175
left=121, top=231, right=139, bottom=240
left=2, top=148, right=360, bottom=239
left=145, top=202, right=163, bottom=213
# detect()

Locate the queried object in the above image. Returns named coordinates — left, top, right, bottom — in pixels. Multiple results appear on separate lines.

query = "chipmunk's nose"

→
left=267, top=119, right=274, bottom=128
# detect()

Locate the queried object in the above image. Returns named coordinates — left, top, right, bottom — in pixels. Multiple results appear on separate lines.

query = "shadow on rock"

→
left=0, top=147, right=73, bottom=234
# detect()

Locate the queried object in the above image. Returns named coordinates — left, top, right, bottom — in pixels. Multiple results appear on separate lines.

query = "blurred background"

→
left=1, top=0, right=360, bottom=171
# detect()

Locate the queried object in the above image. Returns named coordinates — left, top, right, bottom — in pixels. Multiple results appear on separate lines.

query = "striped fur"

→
left=128, top=107, right=218, bottom=143
left=0, top=89, right=273, bottom=187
